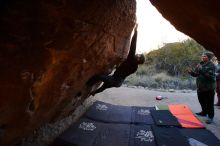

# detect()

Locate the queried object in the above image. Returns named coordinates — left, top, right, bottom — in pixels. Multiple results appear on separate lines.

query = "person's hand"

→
left=135, top=23, right=138, bottom=30
left=186, top=68, right=192, bottom=74
left=196, top=64, right=202, bottom=71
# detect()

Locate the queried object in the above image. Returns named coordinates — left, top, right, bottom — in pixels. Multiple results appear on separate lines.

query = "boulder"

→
left=150, top=0, right=220, bottom=57
left=0, top=0, right=136, bottom=145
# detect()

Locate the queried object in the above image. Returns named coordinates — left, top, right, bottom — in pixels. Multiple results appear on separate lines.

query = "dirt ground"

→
left=92, top=86, right=220, bottom=140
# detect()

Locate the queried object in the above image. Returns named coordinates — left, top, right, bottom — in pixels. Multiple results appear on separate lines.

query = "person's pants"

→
left=216, top=80, right=220, bottom=105
left=89, top=75, right=123, bottom=94
left=197, top=90, right=215, bottom=119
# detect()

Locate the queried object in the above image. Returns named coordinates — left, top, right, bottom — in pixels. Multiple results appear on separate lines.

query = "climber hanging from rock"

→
left=86, top=25, right=145, bottom=96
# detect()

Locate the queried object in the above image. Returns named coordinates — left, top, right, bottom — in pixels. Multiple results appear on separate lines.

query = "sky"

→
left=136, top=0, right=189, bottom=53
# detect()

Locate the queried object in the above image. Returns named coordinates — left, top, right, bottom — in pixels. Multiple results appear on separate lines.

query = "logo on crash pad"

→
left=96, top=104, right=108, bottom=111
left=137, top=109, right=150, bottom=115
left=135, top=130, right=154, bottom=142
left=79, top=122, right=96, bottom=131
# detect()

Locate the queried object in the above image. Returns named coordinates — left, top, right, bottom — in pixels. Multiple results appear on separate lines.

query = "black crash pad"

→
left=132, top=106, right=155, bottom=124
left=54, top=118, right=157, bottom=146
left=85, top=101, right=154, bottom=124
left=129, top=124, right=156, bottom=146
left=180, top=128, right=220, bottom=146
left=151, top=110, right=180, bottom=127
left=152, top=126, right=190, bottom=146
left=85, top=101, right=132, bottom=123
left=54, top=118, right=102, bottom=146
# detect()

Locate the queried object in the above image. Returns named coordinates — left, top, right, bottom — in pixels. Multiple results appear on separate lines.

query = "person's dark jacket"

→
left=216, top=64, right=220, bottom=81
left=113, top=30, right=138, bottom=80
left=189, top=61, right=216, bottom=92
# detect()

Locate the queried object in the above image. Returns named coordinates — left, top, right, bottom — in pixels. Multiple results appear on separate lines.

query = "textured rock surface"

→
left=150, top=0, right=220, bottom=57
left=0, top=0, right=136, bottom=145
left=2, top=0, right=220, bottom=145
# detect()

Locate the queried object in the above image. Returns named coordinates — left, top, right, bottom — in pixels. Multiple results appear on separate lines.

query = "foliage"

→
left=144, top=39, right=205, bottom=76
left=124, top=73, right=197, bottom=90
left=125, top=39, right=211, bottom=90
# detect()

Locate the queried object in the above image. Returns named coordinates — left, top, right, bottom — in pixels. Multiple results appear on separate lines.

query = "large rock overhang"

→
left=150, top=0, right=220, bottom=57
left=0, top=0, right=136, bottom=145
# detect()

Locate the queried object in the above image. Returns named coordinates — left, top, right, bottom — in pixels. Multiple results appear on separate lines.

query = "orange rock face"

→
left=0, top=0, right=136, bottom=145
left=150, top=0, right=220, bottom=57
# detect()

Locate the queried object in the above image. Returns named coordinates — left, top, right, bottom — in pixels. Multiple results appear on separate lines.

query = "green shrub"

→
left=124, top=39, right=209, bottom=90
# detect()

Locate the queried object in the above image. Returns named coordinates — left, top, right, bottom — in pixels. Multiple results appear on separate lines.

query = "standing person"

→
left=187, top=51, right=216, bottom=124
left=215, top=60, right=220, bottom=106
left=87, top=26, right=145, bottom=95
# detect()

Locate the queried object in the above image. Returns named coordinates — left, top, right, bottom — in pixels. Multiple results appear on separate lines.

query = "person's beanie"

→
left=203, top=51, right=214, bottom=60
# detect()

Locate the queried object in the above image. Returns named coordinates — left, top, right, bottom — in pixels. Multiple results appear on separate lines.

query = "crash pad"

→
left=155, top=105, right=169, bottom=110
left=54, top=117, right=157, bottom=146
left=168, top=104, right=193, bottom=115
left=85, top=101, right=155, bottom=124
left=175, top=114, right=205, bottom=128
left=180, top=128, right=220, bottom=146
left=54, top=101, right=220, bottom=146
left=131, top=106, right=154, bottom=124
left=151, top=110, right=180, bottom=127
left=152, top=126, right=190, bottom=146
left=168, top=104, right=205, bottom=128
left=54, top=118, right=103, bottom=146
left=129, top=124, right=156, bottom=146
